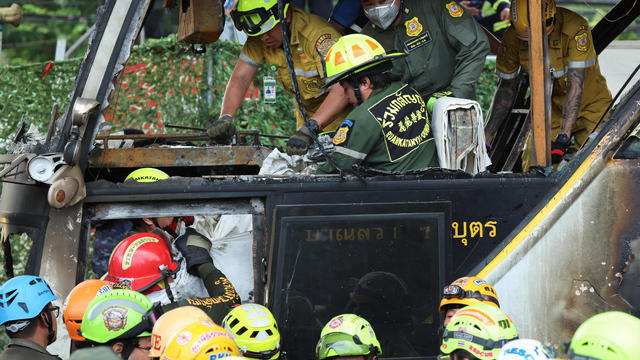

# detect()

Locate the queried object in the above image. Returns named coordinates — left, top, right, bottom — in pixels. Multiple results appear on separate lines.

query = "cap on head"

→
left=124, top=167, right=169, bottom=182
left=439, top=276, right=500, bottom=312
left=223, top=303, right=281, bottom=359
left=316, top=314, right=382, bottom=359
left=231, top=0, right=289, bottom=36
left=103, top=232, right=178, bottom=293
left=440, top=303, right=518, bottom=359
left=568, top=311, right=640, bottom=360
left=0, top=275, right=57, bottom=326
left=63, top=279, right=114, bottom=341
left=323, top=34, right=405, bottom=88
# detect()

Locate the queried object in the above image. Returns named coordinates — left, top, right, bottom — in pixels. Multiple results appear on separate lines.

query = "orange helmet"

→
left=510, top=0, right=556, bottom=40
left=63, top=279, right=114, bottom=341
left=103, top=232, right=178, bottom=294
left=438, top=276, right=500, bottom=312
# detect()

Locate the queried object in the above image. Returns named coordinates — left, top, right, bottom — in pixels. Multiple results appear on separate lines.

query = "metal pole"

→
left=527, top=0, right=549, bottom=167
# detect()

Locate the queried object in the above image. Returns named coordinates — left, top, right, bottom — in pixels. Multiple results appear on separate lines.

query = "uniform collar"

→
left=288, top=5, right=307, bottom=46
left=8, top=338, right=53, bottom=355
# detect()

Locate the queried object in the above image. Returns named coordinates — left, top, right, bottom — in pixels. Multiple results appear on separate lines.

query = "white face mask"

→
left=364, top=0, right=400, bottom=30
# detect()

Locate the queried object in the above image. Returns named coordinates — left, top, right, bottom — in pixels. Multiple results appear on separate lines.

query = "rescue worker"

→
left=103, top=232, right=240, bottom=323
left=160, top=322, right=239, bottom=359
left=63, top=279, right=114, bottom=345
left=486, top=0, right=612, bottom=170
left=438, top=276, right=500, bottom=326
left=458, top=0, right=510, bottom=39
left=497, top=339, right=557, bottom=360
left=316, top=34, right=438, bottom=174
left=149, top=306, right=214, bottom=359
left=222, top=303, right=281, bottom=359
left=568, top=311, right=640, bottom=360
left=440, top=304, right=518, bottom=360
left=91, top=167, right=170, bottom=277
left=316, top=314, right=382, bottom=360
left=79, top=289, right=157, bottom=359
left=359, top=0, right=490, bottom=103
left=0, top=275, right=61, bottom=360
left=207, top=0, right=352, bottom=153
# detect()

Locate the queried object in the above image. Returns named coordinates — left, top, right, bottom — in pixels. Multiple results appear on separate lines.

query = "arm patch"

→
left=315, top=33, right=337, bottom=57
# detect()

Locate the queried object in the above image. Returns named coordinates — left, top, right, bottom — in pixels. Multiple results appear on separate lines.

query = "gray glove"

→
left=286, top=119, right=319, bottom=156
left=174, top=228, right=213, bottom=276
left=206, top=114, right=236, bottom=142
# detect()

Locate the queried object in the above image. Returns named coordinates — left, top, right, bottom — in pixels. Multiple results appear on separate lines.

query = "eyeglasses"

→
left=50, top=305, right=60, bottom=318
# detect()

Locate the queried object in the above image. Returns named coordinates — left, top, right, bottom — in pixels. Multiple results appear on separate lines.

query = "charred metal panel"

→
left=89, top=146, right=271, bottom=169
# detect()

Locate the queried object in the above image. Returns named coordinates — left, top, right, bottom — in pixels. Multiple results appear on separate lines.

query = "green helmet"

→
left=222, top=303, right=281, bottom=360
left=80, top=289, right=153, bottom=343
left=231, top=0, right=290, bottom=36
left=316, top=314, right=381, bottom=359
left=569, top=311, right=640, bottom=360
left=441, top=304, right=518, bottom=359
left=124, top=167, right=169, bottom=182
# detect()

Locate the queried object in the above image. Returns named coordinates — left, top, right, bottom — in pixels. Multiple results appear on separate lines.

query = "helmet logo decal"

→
left=176, top=330, right=192, bottom=345
left=405, top=17, right=423, bottom=37
left=446, top=2, right=464, bottom=18
left=473, top=279, right=487, bottom=286
left=190, top=331, right=233, bottom=354
left=102, top=306, right=128, bottom=331
left=122, top=236, right=159, bottom=270
left=454, top=309, right=496, bottom=326
left=329, top=317, right=343, bottom=329
left=103, top=275, right=133, bottom=290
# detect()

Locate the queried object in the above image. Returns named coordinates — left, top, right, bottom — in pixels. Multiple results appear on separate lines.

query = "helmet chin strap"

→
left=353, top=84, right=364, bottom=106
left=43, top=308, right=55, bottom=345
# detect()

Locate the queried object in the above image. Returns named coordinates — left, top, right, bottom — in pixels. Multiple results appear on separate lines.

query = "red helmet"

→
left=103, top=232, right=178, bottom=294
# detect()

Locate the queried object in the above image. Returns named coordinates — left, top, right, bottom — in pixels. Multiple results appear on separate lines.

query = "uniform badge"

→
left=333, top=120, right=353, bottom=145
left=333, top=127, right=350, bottom=145
left=446, top=1, right=464, bottom=18
left=103, top=306, right=128, bottom=331
left=315, top=33, right=335, bottom=57
left=574, top=31, right=589, bottom=52
left=302, top=78, right=324, bottom=92
left=405, top=17, right=423, bottom=37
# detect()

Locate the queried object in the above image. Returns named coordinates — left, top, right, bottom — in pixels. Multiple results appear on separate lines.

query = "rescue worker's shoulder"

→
left=296, top=8, right=342, bottom=58
left=556, top=7, right=591, bottom=36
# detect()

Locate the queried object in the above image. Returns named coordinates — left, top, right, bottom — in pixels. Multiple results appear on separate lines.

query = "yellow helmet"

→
left=124, top=167, right=169, bottom=182
left=222, top=304, right=280, bottom=360
left=510, top=0, right=556, bottom=40
left=323, top=34, right=405, bottom=88
left=438, top=276, right=500, bottom=312
left=161, top=322, right=239, bottom=360
left=149, top=306, right=214, bottom=357
left=231, top=0, right=289, bottom=36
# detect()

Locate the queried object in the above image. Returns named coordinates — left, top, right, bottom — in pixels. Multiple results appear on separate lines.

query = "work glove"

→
left=174, top=228, right=213, bottom=276
left=206, top=114, right=236, bottom=142
left=551, top=133, right=571, bottom=164
left=286, top=119, right=319, bottom=156
left=427, top=90, right=453, bottom=115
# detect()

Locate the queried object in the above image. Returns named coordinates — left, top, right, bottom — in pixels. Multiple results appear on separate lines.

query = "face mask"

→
left=364, top=0, right=400, bottom=30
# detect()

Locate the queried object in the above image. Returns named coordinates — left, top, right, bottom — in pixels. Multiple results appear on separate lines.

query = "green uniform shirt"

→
left=162, top=263, right=240, bottom=324
left=362, top=0, right=490, bottom=100
left=317, top=82, right=438, bottom=174
left=0, top=339, right=62, bottom=360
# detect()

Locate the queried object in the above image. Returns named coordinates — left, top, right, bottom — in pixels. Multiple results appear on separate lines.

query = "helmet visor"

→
left=231, top=7, right=278, bottom=36
left=316, top=333, right=372, bottom=359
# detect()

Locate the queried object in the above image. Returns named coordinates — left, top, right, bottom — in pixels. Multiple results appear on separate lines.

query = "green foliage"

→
left=0, top=1, right=98, bottom=66
left=476, top=59, right=498, bottom=116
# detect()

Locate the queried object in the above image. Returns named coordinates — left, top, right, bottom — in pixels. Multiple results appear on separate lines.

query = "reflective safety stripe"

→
left=239, top=52, right=261, bottom=67
left=568, top=58, right=596, bottom=69
left=550, top=66, right=567, bottom=78
left=294, top=68, right=319, bottom=77
left=493, top=19, right=510, bottom=32
left=496, top=69, right=518, bottom=80
left=334, top=146, right=367, bottom=160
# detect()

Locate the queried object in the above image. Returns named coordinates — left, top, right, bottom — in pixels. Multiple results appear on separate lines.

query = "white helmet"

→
left=498, top=339, right=557, bottom=360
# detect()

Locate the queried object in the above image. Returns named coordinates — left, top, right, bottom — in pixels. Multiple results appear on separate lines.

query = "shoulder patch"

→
left=367, top=85, right=432, bottom=162
left=333, top=119, right=354, bottom=145
left=315, top=33, right=336, bottom=58
left=405, top=17, right=423, bottom=37
left=446, top=1, right=464, bottom=18
left=574, top=30, right=589, bottom=52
